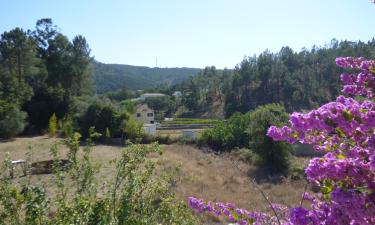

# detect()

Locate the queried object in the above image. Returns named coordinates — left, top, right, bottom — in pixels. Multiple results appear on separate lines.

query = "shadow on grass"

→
left=31, top=159, right=69, bottom=174
left=0, top=138, right=15, bottom=143
left=247, top=165, right=287, bottom=184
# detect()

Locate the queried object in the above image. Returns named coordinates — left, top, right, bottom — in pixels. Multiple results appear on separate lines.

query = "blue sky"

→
left=0, top=0, right=374, bottom=68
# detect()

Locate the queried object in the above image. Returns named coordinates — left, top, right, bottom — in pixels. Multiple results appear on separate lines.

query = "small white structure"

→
left=172, top=91, right=182, bottom=97
left=135, top=104, right=155, bottom=124
left=143, top=123, right=156, bottom=135
left=10, top=160, right=27, bottom=178
left=139, top=93, right=166, bottom=101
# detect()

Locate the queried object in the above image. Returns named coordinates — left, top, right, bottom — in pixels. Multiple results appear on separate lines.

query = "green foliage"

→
left=0, top=19, right=92, bottom=133
left=119, top=99, right=137, bottom=114
left=177, top=66, right=228, bottom=115
left=123, top=117, right=144, bottom=143
left=0, top=135, right=197, bottom=224
left=173, top=40, right=375, bottom=117
left=200, top=112, right=251, bottom=151
left=48, top=113, right=58, bottom=136
left=0, top=28, right=38, bottom=106
left=200, top=104, right=292, bottom=174
left=248, top=104, right=292, bottom=174
left=0, top=101, right=27, bottom=138
left=78, top=101, right=128, bottom=138
left=106, top=87, right=135, bottom=101
left=144, top=96, right=177, bottom=119
left=61, top=119, right=74, bottom=137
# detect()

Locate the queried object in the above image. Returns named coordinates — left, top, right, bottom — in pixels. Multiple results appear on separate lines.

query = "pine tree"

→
left=48, top=113, right=58, bottom=136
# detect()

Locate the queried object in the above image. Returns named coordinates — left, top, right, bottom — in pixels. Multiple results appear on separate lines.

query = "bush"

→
left=123, top=116, right=144, bottom=143
left=200, top=112, right=250, bottom=151
left=0, top=101, right=27, bottom=138
left=248, top=104, right=292, bottom=174
left=78, top=102, right=128, bottom=138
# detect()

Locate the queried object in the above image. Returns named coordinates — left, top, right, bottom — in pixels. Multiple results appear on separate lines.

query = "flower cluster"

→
left=335, top=57, right=374, bottom=98
left=267, top=56, right=375, bottom=224
left=188, top=197, right=290, bottom=225
left=267, top=96, right=374, bottom=146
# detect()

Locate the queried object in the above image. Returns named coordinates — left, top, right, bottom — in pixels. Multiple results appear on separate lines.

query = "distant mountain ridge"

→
left=92, top=61, right=201, bottom=93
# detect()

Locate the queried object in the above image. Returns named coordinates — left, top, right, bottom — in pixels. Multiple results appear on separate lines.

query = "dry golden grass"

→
left=0, top=136, right=308, bottom=223
left=158, top=144, right=307, bottom=212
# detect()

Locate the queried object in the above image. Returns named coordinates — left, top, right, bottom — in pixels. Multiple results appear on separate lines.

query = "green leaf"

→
left=321, top=179, right=333, bottom=200
left=342, top=109, right=353, bottom=121
left=335, top=128, right=346, bottom=138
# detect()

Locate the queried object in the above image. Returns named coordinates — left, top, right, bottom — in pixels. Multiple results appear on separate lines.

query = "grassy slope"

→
left=0, top=136, right=308, bottom=223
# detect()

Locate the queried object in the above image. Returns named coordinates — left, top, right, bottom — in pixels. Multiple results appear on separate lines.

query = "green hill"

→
left=92, top=61, right=201, bottom=93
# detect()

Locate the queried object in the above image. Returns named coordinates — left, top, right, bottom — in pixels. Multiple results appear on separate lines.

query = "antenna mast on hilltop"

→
left=155, top=58, right=158, bottom=67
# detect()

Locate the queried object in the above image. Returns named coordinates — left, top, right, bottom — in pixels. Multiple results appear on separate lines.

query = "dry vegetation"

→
left=0, top=136, right=308, bottom=224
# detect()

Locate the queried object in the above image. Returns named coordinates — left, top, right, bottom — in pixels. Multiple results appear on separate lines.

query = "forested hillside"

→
left=92, top=61, right=201, bottom=93
left=174, top=39, right=375, bottom=117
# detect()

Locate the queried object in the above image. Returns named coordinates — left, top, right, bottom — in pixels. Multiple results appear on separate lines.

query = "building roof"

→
left=141, top=93, right=166, bottom=97
left=136, top=104, right=153, bottom=112
left=172, top=91, right=182, bottom=96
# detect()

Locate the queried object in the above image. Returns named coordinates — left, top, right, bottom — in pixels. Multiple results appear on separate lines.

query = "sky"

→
left=0, top=0, right=374, bottom=69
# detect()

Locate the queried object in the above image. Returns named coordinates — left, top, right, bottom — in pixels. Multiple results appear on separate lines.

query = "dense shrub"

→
left=0, top=101, right=27, bottom=138
left=200, top=104, right=292, bottom=174
left=200, top=112, right=251, bottom=151
left=78, top=102, right=128, bottom=138
left=248, top=104, right=292, bottom=174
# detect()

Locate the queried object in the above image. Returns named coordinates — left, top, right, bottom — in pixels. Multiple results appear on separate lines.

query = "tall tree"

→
left=0, top=28, right=39, bottom=105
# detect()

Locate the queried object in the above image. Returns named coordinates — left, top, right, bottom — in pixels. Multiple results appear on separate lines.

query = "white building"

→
left=135, top=104, right=155, bottom=124
left=172, top=91, right=182, bottom=97
left=139, top=93, right=166, bottom=101
left=135, top=104, right=157, bottom=136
